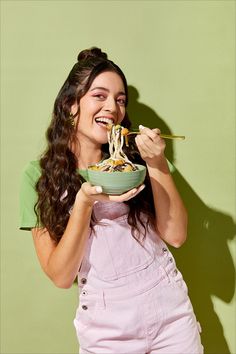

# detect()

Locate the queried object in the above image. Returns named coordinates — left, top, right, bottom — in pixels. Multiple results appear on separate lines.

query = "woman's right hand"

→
left=76, top=182, right=145, bottom=205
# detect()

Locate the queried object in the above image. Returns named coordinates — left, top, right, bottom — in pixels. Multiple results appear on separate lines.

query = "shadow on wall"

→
left=128, top=85, right=236, bottom=354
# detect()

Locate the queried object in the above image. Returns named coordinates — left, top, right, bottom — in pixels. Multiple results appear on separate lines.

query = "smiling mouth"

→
left=95, top=117, right=114, bottom=126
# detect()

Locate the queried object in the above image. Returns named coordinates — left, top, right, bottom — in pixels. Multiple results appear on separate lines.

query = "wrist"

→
left=75, top=189, right=94, bottom=208
left=146, top=154, right=170, bottom=173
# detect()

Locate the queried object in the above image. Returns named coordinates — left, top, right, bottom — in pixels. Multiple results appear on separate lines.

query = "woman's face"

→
left=74, top=71, right=127, bottom=145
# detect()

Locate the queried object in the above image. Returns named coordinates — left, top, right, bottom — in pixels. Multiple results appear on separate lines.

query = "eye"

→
left=117, top=98, right=126, bottom=106
left=93, top=94, right=106, bottom=100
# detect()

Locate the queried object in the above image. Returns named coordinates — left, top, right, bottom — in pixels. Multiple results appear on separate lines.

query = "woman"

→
left=19, top=47, right=203, bottom=353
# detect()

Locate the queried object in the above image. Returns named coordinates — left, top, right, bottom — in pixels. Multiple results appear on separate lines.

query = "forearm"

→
left=147, top=156, right=188, bottom=247
left=46, top=194, right=93, bottom=288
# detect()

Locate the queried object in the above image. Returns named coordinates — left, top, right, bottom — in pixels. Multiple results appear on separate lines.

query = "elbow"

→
left=161, top=217, right=188, bottom=248
left=171, top=222, right=188, bottom=248
left=52, top=278, right=74, bottom=289
left=47, top=273, right=75, bottom=289
left=159, top=230, right=187, bottom=249
left=171, top=234, right=187, bottom=248
left=172, top=221, right=188, bottom=248
left=173, top=210, right=188, bottom=248
left=44, top=263, right=76, bottom=289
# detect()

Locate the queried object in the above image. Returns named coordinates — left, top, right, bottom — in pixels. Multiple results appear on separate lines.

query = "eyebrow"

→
left=90, top=86, right=126, bottom=96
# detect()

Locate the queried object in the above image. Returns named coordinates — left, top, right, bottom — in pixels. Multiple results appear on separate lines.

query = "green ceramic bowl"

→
left=87, top=164, right=146, bottom=195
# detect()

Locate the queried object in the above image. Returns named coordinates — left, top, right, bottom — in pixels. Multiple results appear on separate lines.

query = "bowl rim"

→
left=87, top=163, right=146, bottom=174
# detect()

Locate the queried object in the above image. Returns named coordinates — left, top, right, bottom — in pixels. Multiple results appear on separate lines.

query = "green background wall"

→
left=1, top=1, right=235, bottom=353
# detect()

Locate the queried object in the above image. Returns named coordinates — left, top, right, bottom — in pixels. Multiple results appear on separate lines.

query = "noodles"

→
left=88, top=124, right=138, bottom=172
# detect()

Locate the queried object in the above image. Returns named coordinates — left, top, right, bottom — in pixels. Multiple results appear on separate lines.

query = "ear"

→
left=71, top=102, right=79, bottom=116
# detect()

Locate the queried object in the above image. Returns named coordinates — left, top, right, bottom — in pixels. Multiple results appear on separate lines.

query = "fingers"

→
left=78, top=182, right=104, bottom=205
left=136, top=125, right=166, bottom=160
left=79, top=182, right=145, bottom=204
left=137, top=125, right=163, bottom=148
left=139, top=125, right=161, bottom=141
left=135, top=135, right=154, bottom=156
left=152, top=128, right=161, bottom=135
left=124, top=184, right=146, bottom=201
left=81, top=182, right=103, bottom=196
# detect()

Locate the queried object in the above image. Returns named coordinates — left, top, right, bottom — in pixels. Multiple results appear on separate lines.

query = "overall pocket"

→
left=88, top=219, right=155, bottom=281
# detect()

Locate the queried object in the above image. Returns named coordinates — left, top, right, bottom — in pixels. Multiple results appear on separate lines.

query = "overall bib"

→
left=73, top=202, right=203, bottom=354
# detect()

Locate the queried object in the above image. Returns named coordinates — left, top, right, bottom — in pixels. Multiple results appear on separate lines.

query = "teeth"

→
left=95, top=117, right=114, bottom=124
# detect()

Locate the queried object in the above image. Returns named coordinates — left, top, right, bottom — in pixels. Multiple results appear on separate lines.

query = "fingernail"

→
left=95, top=186, right=103, bottom=193
left=139, top=125, right=145, bottom=130
left=132, top=188, right=138, bottom=195
left=139, top=184, right=146, bottom=192
left=60, top=189, right=68, bottom=201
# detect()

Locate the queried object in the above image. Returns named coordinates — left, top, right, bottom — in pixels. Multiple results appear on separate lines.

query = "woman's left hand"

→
left=135, top=125, right=166, bottom=166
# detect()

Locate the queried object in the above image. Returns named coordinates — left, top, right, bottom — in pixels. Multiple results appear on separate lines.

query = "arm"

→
left=32, top=190, right=93, bottom=289
left=135, top=126, right=187, bottom=248
left=32, top=183, right=145, bottom=289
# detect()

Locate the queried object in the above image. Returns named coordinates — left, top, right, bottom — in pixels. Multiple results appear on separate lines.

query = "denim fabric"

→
left=73, top=202, right=203, bottom=354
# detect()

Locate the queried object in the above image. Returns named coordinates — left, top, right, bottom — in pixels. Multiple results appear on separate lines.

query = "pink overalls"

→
left=74, top=202, right=203, bottom=354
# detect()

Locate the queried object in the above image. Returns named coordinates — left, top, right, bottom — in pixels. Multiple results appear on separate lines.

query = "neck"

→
left=74, top=139, right=103, bottom=170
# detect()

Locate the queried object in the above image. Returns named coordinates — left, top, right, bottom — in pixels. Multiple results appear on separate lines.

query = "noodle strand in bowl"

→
left=87, top=124, right=146, bottom=194
left=89, top=124, right=138, bottom=172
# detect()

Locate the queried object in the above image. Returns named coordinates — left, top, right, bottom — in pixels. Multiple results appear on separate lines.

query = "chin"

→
left=98, top=137, right=108, bottom=145
left=91, top=133, right=108, bottom=145
left=94, top=132, right=108, bottom=144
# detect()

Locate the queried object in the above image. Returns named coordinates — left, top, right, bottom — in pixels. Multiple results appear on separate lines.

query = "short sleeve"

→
left=19, top=160, right=42, bottom=230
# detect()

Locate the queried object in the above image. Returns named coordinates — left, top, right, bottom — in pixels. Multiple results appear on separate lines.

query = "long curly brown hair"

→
left=35, top=47, right=156, bottom=243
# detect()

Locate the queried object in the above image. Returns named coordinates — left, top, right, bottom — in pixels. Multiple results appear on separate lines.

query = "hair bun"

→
left=77, top=47, right=108, bottom=62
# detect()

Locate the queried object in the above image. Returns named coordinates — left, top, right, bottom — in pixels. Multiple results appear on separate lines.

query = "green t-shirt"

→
left=19, top=159, right=175, bottom=231
left=19, top=161, right=41, bottom=230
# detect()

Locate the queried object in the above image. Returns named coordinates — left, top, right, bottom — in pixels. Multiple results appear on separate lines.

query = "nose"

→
left=103, top=97, right=117, bottom=113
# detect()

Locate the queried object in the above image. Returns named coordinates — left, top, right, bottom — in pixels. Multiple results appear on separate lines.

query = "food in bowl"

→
left=87, top=124, right=146, bottom=194
left=88, top=124, right=138, bottom=172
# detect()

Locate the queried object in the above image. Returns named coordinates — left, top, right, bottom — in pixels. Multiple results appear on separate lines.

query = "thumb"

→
left=81, top=182, right=103, bottom=196
left=93, top=185, right=103, bottom=194
left=152, top=128, right=161, bottom=134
